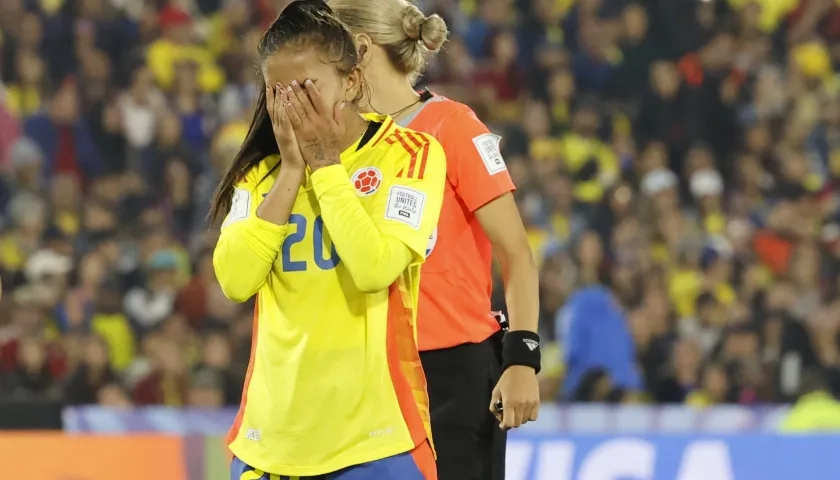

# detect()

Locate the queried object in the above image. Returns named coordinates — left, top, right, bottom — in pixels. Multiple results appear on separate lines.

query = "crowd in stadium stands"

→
left=2, top=0, right=840, bottom=409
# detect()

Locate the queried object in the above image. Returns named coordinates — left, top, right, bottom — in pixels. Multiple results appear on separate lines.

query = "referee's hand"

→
left=489, top=365, right=540, bottom=430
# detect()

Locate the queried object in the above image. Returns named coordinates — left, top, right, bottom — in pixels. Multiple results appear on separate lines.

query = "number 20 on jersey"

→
left=281, top=214, right=340, bottom=272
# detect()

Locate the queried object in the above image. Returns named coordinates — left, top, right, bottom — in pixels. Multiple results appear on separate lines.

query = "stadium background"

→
left=3, top=0, right=840, bottom=478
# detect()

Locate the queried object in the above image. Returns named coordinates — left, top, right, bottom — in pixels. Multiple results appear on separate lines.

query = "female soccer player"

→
left=329, top=1, right=541, bottom=478
left=209, top=2, right=446, bottom=479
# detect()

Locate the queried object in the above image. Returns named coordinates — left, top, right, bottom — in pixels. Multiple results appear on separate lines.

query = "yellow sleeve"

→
left=213, top=167, right=288, bottom=302
left=146, top=41, right=175, bottom=90
left=310, top=137, right=446, bottom=293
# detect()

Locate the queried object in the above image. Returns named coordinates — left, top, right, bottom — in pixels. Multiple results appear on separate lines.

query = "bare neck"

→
left=363, top=67, right=422, bottom=122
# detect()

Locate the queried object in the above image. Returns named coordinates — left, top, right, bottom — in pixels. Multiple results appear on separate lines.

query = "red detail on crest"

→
left=351, top=168, right=382, bottom=196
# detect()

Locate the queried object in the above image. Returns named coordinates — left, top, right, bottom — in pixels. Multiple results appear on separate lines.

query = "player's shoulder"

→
left=413, top=95, right=485, bottom=133
left=367, top=112, right=438, bottom=150
left=358, top=119, right=442, bottom=183
left=235, top=155, right=280, bottom=191
left=367, top=115, right=440, bottom=155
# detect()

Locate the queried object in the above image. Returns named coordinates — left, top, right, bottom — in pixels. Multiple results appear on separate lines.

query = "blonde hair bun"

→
left=329, top=0, right=448, bottom=81
left=402, top=5, right=447, bottom=53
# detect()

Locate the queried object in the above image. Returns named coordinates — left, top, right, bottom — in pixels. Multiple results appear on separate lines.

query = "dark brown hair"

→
left=208, top=0, right=360, bottom=224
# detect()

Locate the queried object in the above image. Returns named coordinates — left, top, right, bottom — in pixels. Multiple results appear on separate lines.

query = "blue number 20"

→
left=281, top=214, right=340, bottom=272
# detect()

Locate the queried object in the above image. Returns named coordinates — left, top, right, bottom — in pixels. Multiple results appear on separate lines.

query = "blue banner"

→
left=63, top=404, right=790, bottom=434
left=506, top=434, right=840, bottom=480
left=65, top=405, right=840, bottom=479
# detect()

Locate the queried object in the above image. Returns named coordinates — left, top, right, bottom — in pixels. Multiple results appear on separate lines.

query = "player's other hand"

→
left=266, top=83, right=305, bottom=171
left=490, top=365, right=540, bottom=430
left=284, top=79, right=343, bottom=171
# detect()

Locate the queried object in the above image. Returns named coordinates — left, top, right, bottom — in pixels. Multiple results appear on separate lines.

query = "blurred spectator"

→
left=559, top=268, right=643, bottom=399
left=123, top=249, right=179, bottom=332
left=1, top=336, right=60, bottom=399
left=146, top=6, right=224, bottom=94
left=131, top=335, right=188, bottom=406
left=23, top=79, right=102, bottom=182
left=64, top=334, right=116, bottom=405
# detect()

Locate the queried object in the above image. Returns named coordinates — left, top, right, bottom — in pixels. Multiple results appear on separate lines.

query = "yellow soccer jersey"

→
left=214, top=114, right=445, bottom=477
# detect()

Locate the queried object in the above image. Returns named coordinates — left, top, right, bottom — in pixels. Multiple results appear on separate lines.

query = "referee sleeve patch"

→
left=472, top=133, right=506, bottom=175
left=384, top=185, right=425, bottom=229
left=222, top=187, right=250, bottom=227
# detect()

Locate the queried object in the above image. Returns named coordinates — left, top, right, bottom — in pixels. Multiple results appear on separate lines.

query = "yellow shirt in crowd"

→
left=146, top=40, right=225, bottom=93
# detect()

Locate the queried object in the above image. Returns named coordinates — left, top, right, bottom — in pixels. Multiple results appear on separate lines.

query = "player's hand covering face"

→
left=284, top=79, right=344, bottom=170
left=262, top=48, right=357, bottom=171
left=265, top=83, right=305, bottom=170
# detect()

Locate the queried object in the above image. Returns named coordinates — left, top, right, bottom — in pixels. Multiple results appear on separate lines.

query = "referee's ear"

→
left=355, top=34, right=373, bottom=67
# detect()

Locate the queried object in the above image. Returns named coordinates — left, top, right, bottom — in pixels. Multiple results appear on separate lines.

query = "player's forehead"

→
left=262, top=48, right=335, bottom=87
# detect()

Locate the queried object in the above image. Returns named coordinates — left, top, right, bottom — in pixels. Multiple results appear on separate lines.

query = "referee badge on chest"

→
left=351, top=167, right=382, bottom=196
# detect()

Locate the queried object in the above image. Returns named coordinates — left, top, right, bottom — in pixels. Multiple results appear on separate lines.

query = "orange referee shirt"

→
left=401, top=94, right=516, bottom=351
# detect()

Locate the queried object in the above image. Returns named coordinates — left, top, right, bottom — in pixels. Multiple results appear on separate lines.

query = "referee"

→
left=325, top=1, right=543, bottom=478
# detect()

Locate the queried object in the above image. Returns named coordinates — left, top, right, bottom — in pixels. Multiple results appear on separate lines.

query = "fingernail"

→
left=291, top=80, right=298, bottom=87
left=340, top=101, right=346, bottom=109
left=304, top=79, right=313, bottom=86
left=287, top=86, right=293, bottom=93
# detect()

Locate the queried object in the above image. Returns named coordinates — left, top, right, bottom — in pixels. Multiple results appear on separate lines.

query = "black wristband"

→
left=501, top=330, right=541, bottom=374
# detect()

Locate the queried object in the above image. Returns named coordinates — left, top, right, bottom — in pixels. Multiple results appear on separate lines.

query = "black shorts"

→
left=420, top=332, right=506, bottom=480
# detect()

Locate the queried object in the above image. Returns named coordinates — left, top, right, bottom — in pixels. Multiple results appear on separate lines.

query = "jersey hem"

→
left=419, top=323, right=501, bottom=352
left=229, top=437, right=418, bottom=477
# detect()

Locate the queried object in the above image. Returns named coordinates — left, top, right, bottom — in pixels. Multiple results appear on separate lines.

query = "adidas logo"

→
left=245, top=428, right=261, bottom=441
left=523, top=339, right=539, bottom=351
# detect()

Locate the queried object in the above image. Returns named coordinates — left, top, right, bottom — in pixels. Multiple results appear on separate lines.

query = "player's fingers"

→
left=284, top=94, right=303, bottom=130
left=274, top=83, right=291, bottom=128
left=277, top=88, right=294, bottom=132
left=290, top=80, right=315, bottom=120
left=303, top=78, right=330, bottom=117
left=285, top=84, right=307, bottom=122
left=274, top=83, right=289, bottom=124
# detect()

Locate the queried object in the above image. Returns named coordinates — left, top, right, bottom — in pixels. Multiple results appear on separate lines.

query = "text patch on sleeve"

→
left=222, top=187, right=251, bottom=227
left=472, top=133, right=507, bottom=175
left=385, top=186, right=426, bottom=229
